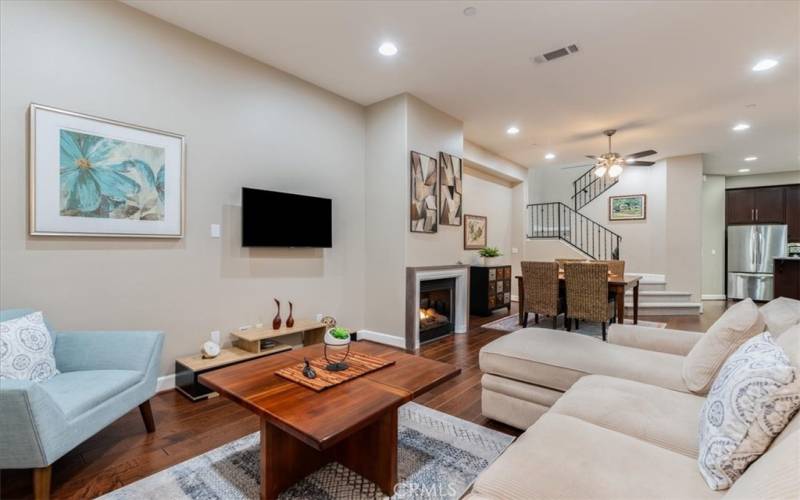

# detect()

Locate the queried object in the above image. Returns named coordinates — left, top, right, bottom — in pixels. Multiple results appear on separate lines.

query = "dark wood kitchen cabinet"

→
left=726, top=185, right=794, bottom=225
left=786, top=185, right=800, bottom=242
left=774, top=258, right=800, bottom=300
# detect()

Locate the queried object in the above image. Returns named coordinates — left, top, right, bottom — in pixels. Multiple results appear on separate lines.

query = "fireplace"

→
left=405, top=265, right=468, bottom=351
left=418, top=278, right=455, bottom=344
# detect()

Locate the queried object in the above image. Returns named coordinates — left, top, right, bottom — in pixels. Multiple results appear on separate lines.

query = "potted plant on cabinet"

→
left=478, top=246, right=502, bottom=266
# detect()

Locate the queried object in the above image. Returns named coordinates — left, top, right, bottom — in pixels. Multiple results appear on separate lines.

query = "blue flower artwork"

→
left=59, top=129, right=165, bottom=220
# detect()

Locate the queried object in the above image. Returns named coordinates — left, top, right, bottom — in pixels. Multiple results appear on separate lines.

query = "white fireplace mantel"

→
left=405, top=265, right=469, bottom=350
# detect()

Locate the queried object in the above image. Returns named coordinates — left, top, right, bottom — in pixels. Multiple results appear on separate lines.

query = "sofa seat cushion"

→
left=550, top=375, right=705, bottom=458
left=40, top=370, right=143, bottom=419
left=479, top=328, right=687, bottom=393
left=472, top=413, right=723, bottom=500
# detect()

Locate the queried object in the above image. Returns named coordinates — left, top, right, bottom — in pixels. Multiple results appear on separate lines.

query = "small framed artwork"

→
left=439, top=152, right=462, bottom=226
left=29, top=104, right=185, bottom=237
left=609, top=194, right=646, bottom=221
left=464, top=214, right=487, bottom=249
left=410, top=151, right=438, bottom=233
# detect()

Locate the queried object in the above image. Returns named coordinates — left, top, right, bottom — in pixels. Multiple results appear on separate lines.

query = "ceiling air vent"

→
left=531, top=44, right=579, bottom=64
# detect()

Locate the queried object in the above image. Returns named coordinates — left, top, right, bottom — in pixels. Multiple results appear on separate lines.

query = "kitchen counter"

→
left=775, top=256, right=800, bottom=260
left=774, top=258, right=800, bottom=300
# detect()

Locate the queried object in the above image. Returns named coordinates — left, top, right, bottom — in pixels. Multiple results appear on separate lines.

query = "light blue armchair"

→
left=0, top=309, right=164, bottom=499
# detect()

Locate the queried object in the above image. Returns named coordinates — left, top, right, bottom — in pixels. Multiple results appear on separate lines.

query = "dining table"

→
left=515, top=273, right=641, bottom=326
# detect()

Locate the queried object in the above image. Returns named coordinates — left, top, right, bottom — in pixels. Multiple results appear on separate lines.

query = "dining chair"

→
left=555, top=258, right=587, bottom=269
left=521, top=261, right=565, bottom=329
left=596, top=259, right=625, bottom=277
left=563, top=262, right=616, bottom=340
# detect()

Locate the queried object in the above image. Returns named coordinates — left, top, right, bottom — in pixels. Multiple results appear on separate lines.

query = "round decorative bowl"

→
left=323, top=328, right=351, bottom=371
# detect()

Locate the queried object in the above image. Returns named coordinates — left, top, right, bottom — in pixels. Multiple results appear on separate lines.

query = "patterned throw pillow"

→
left=697, top=331, right=800, bottom=490
left=0, top=311, right=59, bottom=382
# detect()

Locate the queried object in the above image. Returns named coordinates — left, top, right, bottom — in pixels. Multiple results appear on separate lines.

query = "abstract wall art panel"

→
left=410, top=151, right=438, bottom=233
left=439, top=152, right=462, bottom=226
left=29, top=104, right=185, bottom=237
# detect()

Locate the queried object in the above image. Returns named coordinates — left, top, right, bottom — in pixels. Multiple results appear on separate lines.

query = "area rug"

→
left=481, top=314, right=666, bottom=339
left=99, top=402, right=514, bottom=500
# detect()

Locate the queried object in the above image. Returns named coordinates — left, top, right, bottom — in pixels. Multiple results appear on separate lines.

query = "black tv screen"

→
left=242, top=188, right=332, bottom=247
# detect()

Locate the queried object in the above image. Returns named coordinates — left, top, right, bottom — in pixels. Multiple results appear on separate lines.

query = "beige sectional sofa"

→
left=470, top=307, right=800, bottom=499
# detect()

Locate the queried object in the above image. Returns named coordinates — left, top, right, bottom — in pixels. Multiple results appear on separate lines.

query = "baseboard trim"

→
left=702, top=294, right=727, bottom=300
left=156, top=374, right=175, bottom=393
left=356, top=329, right=406, bottom=348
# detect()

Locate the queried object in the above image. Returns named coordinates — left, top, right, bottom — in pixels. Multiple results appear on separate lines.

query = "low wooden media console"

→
left=175, top=319, right=326, bottom=401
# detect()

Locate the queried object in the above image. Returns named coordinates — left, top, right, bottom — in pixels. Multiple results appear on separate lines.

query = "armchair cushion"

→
left=1, top=311, right=59, bottom=382
left=54, top=330, right=162, bottom=373
left=40, top=370, right=142, bottom=419
left=608, top=323, right=703, bottom=356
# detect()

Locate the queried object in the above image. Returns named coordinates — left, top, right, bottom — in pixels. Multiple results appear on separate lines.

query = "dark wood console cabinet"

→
left=774, top=258, right=800, bottom=300
left=470, top=265, right=512, bottom=316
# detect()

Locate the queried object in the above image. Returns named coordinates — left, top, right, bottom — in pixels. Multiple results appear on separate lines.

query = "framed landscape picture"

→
left=29, top=104, right=185, bottom=237
left=438, top=152, right=462, bottom=226
left=609, top=194, right=646, bottom=221
left=410, top=151, right=438, bottom=233
left=464, top=214, right=487, bottom=249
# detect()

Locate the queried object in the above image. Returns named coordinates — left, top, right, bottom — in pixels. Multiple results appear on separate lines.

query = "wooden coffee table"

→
left=199, top=341, right=460, bottom=499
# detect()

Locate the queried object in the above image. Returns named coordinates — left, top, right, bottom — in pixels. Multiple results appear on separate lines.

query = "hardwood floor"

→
left=0, top=303, right=727, bottom=499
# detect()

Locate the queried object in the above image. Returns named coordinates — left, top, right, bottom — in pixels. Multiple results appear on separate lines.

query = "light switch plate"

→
left=210, top=224, right=221, bottom=238
left=511, top=247, right=519, bottom=254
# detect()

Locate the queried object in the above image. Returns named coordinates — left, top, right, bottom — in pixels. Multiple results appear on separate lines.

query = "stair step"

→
left=624, top=302, right=702, bottom=316
left=625, top=290, right=692, bottom=303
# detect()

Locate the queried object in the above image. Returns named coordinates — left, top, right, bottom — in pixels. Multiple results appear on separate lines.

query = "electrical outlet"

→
left=210, top=224, right=221, bottom=238
left=511, top=247, right=519, bottom=254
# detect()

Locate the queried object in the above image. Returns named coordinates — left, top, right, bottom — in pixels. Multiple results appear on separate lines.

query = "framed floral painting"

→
left=464, top=214, right=487, bottom=249
left=29, top=104, right=185, bottom=237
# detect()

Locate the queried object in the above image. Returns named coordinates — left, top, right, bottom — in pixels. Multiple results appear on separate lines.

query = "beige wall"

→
left=725, top=170, right=800, bottom=189
left=664, top=155, right=703, bottom=302
left=0, top=0, right=367, bottom=373
left=364, top=95, right=408, bottom=337
left=702, top=175, right=726, bottom=297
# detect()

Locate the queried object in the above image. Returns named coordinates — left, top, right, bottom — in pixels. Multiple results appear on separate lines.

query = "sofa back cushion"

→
left=760, top=297, right=800, bottom=338
left=683, top=299, right=765, bottom=394
left=697, top=332, right=800, bottom=490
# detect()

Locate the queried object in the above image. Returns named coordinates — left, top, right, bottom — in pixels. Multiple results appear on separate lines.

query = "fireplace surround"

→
left=405, top=265, right=469, bottom=350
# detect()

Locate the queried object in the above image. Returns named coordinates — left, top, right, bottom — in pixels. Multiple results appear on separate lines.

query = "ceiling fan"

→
left=586, top=129, right=657, bottom=178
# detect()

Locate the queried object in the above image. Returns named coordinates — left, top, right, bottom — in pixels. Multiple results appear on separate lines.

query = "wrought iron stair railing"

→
left=571, top=167, right=619, bottom=211
left=527, top=202, right=621, bottom=260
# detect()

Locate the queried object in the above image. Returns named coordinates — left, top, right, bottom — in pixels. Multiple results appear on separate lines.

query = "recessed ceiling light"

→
left=463, top=6, right=477, bottom=16
left=752, top=59, right=778, bottom=72
left=544, top=152, right=556, bottom=160
left=732, top=123, right=750, bottom=131
left=506, top=126, right=520, bottom=135
left=738, top=168, right=751, bottom=173
left=378, top=42, right=398, bottom=56
left=744, top=156, right=758, bottom=162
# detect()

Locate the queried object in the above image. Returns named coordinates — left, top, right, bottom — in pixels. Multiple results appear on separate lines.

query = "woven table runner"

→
left=275, top=351, right=395, bottom=391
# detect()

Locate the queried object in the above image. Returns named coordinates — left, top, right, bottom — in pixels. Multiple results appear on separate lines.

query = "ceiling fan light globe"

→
left=594, top=165, right=607, bottom=177
left=608, top=164, right=623, bottom=178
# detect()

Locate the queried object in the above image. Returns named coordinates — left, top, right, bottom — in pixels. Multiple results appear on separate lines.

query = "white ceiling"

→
left=125, top=0, right=799, bottom=176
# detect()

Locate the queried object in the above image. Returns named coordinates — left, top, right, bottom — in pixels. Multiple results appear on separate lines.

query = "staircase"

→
left=571, top=166, right=619, bottom=211
left=527, top=202, right=621, bottom=260
left=527, top=166, right=702, bottom=315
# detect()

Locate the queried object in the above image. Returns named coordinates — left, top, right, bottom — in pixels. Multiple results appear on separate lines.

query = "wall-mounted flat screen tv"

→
left=242, top=187, right=332, bottom=247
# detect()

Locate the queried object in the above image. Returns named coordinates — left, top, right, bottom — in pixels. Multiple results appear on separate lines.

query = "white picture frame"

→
left=29, top=104, right=185, bottom=237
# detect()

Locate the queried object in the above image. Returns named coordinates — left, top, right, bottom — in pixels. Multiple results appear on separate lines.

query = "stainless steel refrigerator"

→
left=727, top=224, right=788, bottom=301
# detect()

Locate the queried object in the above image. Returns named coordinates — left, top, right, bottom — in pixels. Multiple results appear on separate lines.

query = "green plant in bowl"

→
left=330, top=327, right=350, bottom=340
